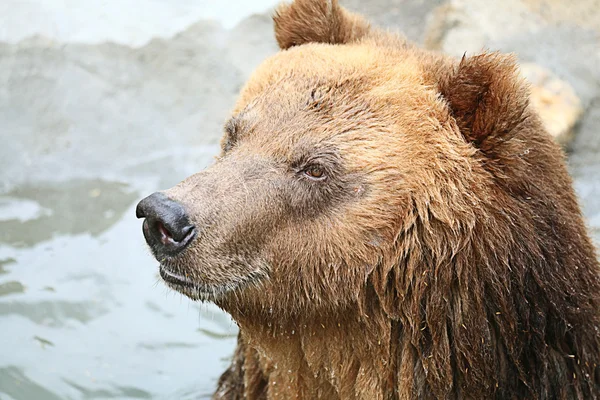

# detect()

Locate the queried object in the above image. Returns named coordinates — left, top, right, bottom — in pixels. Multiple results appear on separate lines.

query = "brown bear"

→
left=135, top=0, right=600, bottom=398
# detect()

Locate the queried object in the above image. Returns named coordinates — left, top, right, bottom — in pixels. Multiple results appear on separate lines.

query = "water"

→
left=0, top=1, right=282, bottom=397
left=0, top=176, right=241, bottom=399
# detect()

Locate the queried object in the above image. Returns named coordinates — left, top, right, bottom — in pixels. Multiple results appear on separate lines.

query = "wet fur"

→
left=160, top=0, right=600, bottom=398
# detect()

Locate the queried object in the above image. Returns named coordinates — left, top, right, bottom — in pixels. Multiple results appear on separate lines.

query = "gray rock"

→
left=343, top=0, right=446, bottom=43
left=520, top=63, right=583, bottom=147
left=0, top=17, right=279, bottom=192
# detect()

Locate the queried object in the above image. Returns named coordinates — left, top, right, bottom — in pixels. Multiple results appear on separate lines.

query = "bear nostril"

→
left=156, top=221, right=175, bottom=245
left=136, top=192, right=197, bottom=256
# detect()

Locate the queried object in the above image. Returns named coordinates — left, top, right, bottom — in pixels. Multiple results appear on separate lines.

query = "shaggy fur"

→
left=148, top=0, right=600, bottom=398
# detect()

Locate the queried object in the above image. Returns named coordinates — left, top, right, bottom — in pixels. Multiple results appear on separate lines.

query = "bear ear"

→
left=438, top=53, right=531, bottom=153
left=273, top=0, right=370, bottom=50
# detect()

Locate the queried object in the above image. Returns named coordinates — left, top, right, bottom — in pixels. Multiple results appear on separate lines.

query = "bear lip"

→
left=158, top=264, right=237, bottom=302
left=158, top=263, right=268, bottom=302
left=159, top=265, right=196, bottom=289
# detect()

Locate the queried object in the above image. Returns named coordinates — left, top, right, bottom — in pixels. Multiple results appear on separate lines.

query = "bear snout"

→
left=136, top=192, right=196, bottom=258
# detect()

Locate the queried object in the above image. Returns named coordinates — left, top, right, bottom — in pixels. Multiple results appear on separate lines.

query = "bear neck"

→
left=366, top=191, right=600, bottom=398
left=231, top=302, right=397, bottom=400
left=227, top=203, right=600, bottom=399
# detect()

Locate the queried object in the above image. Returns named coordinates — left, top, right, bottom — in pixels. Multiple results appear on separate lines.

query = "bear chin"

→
left=158, top=263, right=266, bottom=302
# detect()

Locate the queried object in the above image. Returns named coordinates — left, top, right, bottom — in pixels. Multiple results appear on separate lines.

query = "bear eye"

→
left=303, top=165, right=326, bottom=180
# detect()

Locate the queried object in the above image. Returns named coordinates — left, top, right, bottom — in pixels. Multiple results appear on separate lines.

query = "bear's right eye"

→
left=303, top=165, right=326, bottom=180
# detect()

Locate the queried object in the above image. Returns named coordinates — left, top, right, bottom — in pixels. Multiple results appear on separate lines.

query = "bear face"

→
left=154, top=44, right=478, bottom=316
left=137, top=0, right=600, bottom=398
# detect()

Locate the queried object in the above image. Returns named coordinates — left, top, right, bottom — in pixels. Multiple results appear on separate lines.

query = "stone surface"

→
left=422, top=0, right=600, bottom=224
left=0, top=19, right=279, bottom=193
left=521, top=0, right=600, bottom=31
left=343, top=0, right=446, bottom=43
left=423, top=0, right=600, bottom=105
left=0, top=0, right=281, bottom=45
left=520, top=63, right=583, bottom=147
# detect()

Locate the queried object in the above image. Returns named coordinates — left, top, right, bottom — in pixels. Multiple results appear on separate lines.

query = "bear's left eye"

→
left=303, top=165, right=326, bottom=180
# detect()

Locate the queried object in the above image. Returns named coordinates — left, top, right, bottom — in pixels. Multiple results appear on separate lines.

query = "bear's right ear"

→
left=273, top=0, right=371, bottom=50
left=437, top=53, right=531, bottom=155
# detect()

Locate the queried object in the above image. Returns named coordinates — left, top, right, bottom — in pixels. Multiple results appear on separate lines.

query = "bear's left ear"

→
left=438, top=53, right=531, bottom=153
left=273, top=0, right=371, bottom=50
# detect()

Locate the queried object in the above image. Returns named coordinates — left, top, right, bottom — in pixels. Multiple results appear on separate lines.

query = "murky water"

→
left=0, top=172, right=242, bottom=399
left=0, top=24, right=256, bottom=393
left=0, top=3, right=284, bottom=396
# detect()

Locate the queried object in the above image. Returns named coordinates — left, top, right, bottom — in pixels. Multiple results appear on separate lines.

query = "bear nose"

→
left=136, top=192, right=196, bottom=257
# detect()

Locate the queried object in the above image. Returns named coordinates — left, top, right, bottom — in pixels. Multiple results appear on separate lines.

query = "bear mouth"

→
left=159, top=265, right=196, bottom=289
left=159, top=264, right=227, bottom=301
left=159, top=264, right=266, bottom=302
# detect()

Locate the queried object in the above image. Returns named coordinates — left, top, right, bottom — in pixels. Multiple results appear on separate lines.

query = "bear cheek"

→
left=163, top=167, right=290, bottom=278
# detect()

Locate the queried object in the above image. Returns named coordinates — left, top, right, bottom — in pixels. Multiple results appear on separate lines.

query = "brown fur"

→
left=151, top=1, right=600, bottom=398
